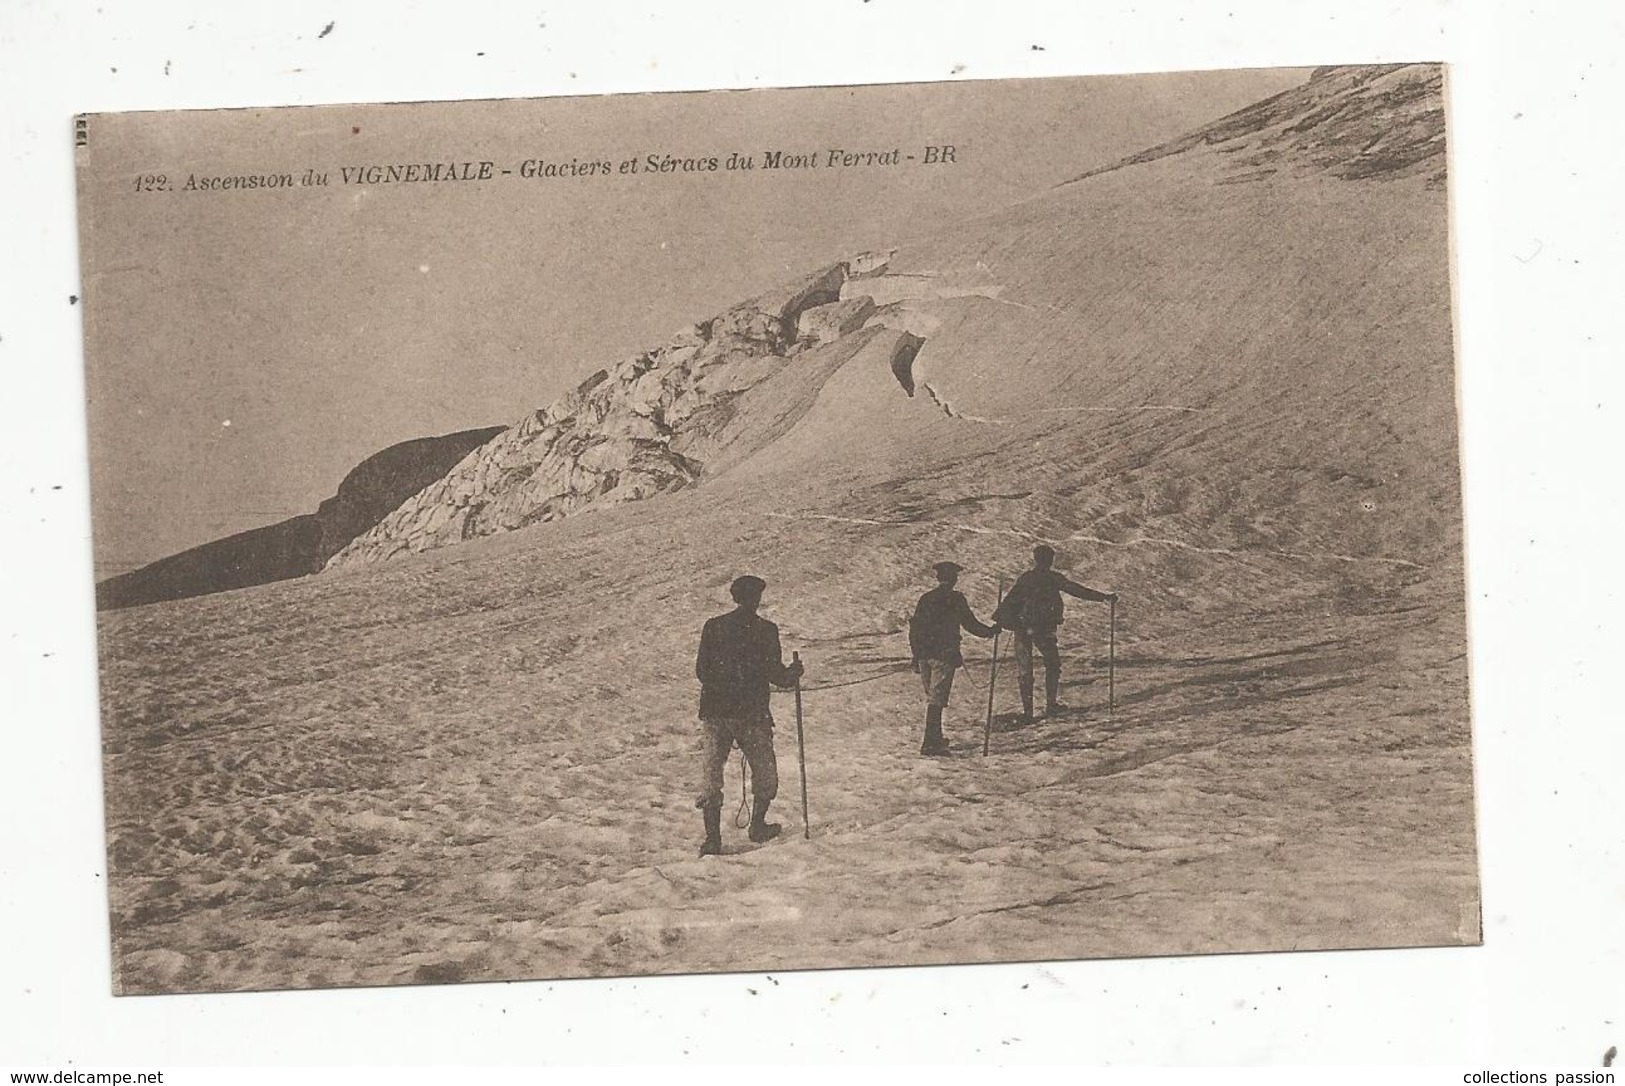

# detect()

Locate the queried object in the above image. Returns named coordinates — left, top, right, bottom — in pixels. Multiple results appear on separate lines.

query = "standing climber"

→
left=994, top=545, right=1116, bottom=723
left=693, top=575, right=804, bottom=857
left=908, top=561, right=999, bottom=755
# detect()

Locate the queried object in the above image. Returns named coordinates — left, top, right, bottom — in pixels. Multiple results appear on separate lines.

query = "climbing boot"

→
left=699, top=800, right=723, bottom=857
left=1018, top=685, right=1036, bottom=725
left=920, top=705, right=951, bottom=755
left=747, top=796, right=782, bottom=843
left=1045, top=672, right=1062, bottom=717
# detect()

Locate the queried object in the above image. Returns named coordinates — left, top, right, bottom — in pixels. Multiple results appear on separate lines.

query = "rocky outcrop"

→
left=846, top=248, right=896, bottom=277
left=95, top=426, right=504, bottom=610
left=797, top=297, right=875, bottom=345
left=1062, top=64, right=1446, bottom=187
left=326, top=264, right=868, bottom=569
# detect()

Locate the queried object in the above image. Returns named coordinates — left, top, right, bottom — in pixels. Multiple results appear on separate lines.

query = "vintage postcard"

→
left=75, top=64, right=1475, bottom=995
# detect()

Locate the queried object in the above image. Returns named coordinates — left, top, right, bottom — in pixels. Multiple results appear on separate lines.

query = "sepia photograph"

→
left=74, top=62, right=1477, bottom=998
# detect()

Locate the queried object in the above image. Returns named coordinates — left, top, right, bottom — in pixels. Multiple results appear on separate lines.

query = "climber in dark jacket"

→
left=694, top=574, right=804, bottom=857
left=993, top=544, right=1116, bottom=722
left=908, top=561, right=999, bottom=755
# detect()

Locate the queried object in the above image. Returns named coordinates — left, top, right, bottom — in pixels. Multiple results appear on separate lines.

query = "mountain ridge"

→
left=95, top=426, right=504, bottom=609
left=1061, top=62, right=1445, bottom=187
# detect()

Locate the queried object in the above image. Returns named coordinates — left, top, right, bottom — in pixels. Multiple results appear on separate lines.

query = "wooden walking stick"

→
left=792, top=651, right=810, bottom=839
left=983, top=577, right=1005, bottom=757
left=1109, top=596, right=1116, bottom=717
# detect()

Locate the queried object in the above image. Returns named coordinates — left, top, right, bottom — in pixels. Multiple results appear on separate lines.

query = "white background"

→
left=2, top=0, right=1620, bottom=1068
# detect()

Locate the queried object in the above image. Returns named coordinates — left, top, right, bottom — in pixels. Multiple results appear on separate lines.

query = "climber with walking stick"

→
left=907, top=561, right=1000, bottom=756
left=692, top=575, right=804, bottom=857
left=993, top=545, right=1117, bottom=723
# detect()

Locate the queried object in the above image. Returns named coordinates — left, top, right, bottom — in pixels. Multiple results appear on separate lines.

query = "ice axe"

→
left=793, top=651, right=810, bottom=839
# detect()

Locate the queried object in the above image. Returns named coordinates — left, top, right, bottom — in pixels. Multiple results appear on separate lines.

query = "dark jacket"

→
left=993, top=569, right=1109, bottom=633
left=696, top=608, right=797, bottom=720
left=909, top=585, right=998, bottom=667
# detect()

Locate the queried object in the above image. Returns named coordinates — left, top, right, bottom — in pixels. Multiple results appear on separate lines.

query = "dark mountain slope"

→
left=95, top=426, right=504, bottom=609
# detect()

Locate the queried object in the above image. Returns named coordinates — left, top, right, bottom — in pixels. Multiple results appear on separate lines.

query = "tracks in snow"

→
left=763, top=512, right=1427, bottom=571
left=915, top=385, right=1207, bottom=425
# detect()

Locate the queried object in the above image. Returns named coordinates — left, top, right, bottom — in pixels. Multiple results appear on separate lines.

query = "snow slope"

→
left=94, top=64, right=1474, bottom=994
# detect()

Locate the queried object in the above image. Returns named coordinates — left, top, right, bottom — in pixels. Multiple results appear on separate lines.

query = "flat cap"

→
left=729, top=575, right=768, bottom=600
